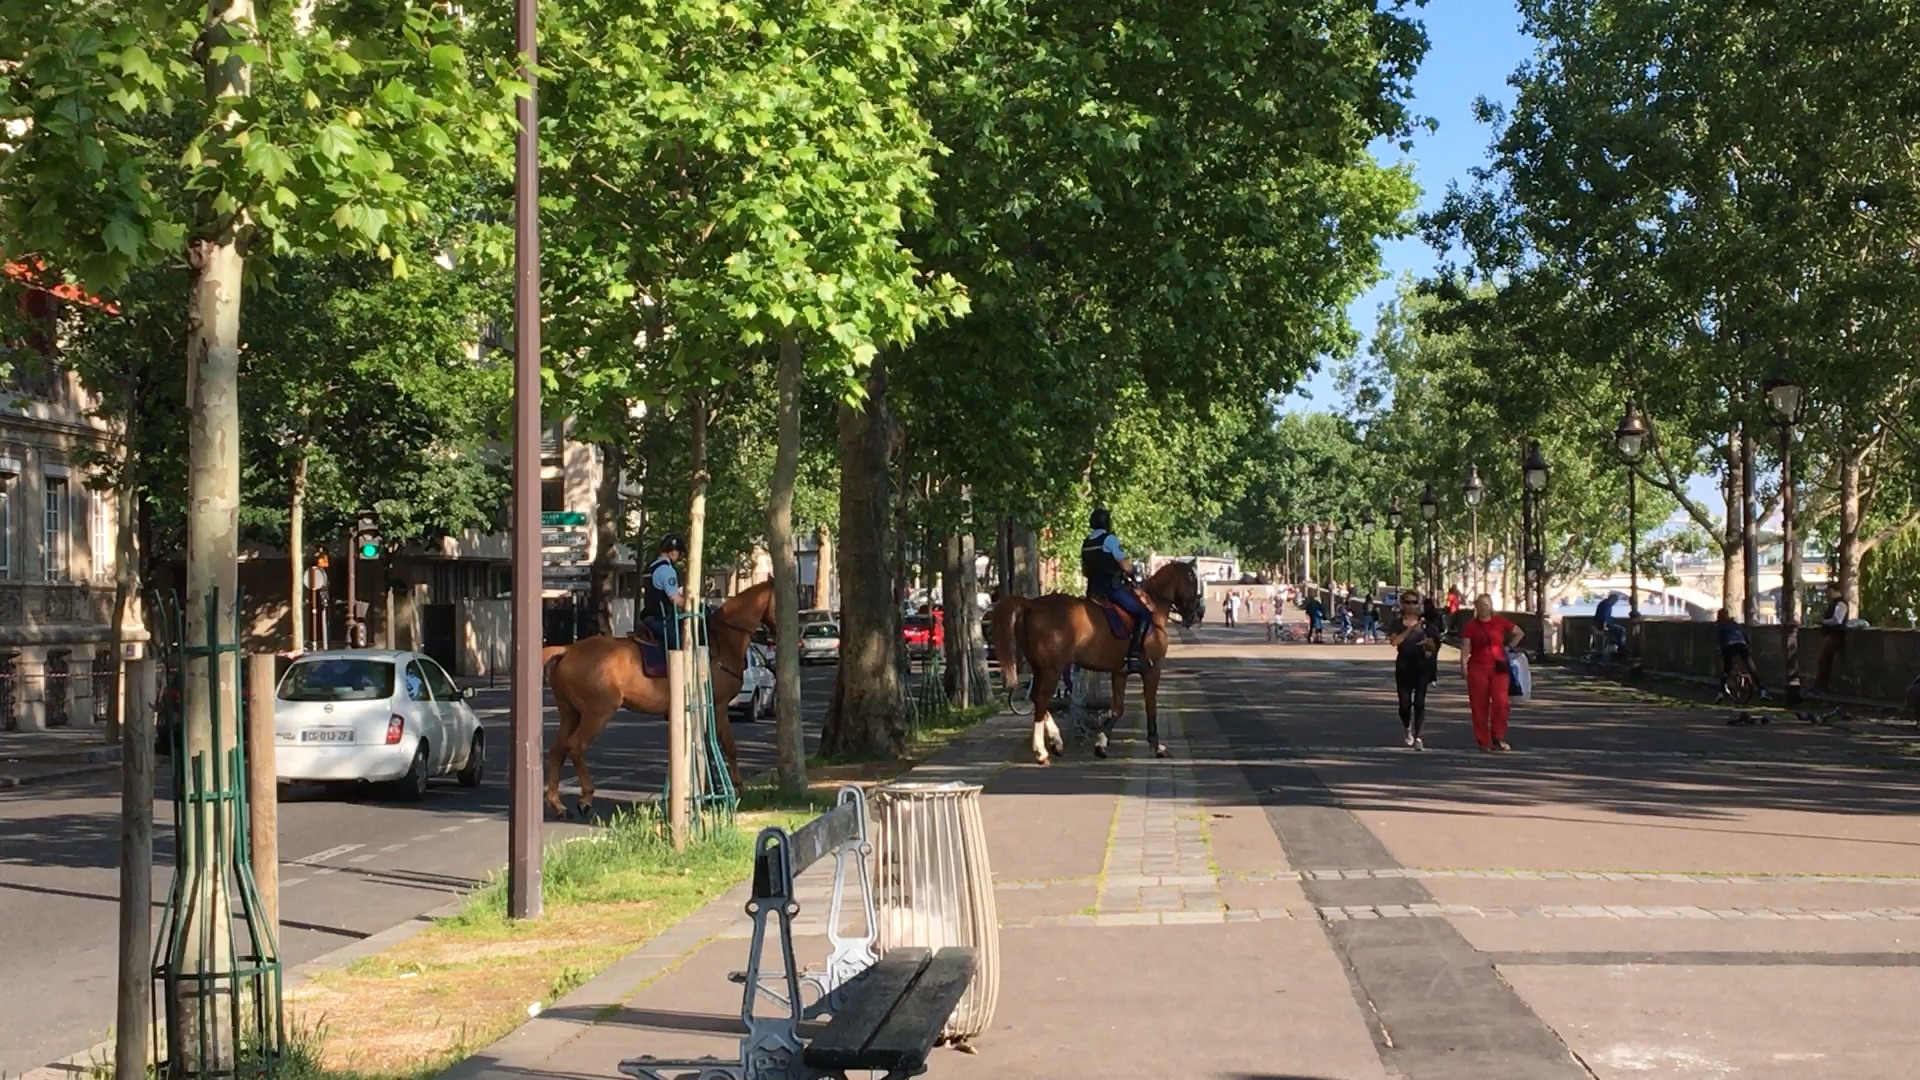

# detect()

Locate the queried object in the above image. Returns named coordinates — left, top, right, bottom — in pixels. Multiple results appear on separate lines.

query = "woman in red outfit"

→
left=1457, top=593, right=1524, bottom=751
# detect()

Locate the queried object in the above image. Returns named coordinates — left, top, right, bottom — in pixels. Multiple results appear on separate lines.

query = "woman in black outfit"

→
left=1389, top=591, right=1440, bottom=748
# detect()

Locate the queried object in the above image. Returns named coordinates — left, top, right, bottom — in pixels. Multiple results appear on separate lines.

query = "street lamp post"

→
left=1523, top=442, right=1550, bottom=643
left=1615, top=402, right=1648, bottom=676
left=1387, top=497, right=1404, bottom=588
left=1329, top=521, right=1343, bottom=604
left=508, top=0, right=544, bottom=920
left=1764, top=378, right=1808, bottom=703
left=1463, top=465, right=1484, bottom=599
left=1361, top=507, right=1377, bottom=594
left=1419, top=482, right=1438, bottom=595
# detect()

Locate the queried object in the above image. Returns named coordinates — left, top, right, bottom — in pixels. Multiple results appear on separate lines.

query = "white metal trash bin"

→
left=870, top=781, right=1000, bottom=1043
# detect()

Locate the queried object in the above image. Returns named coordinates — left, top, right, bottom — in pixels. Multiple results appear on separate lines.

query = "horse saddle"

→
left=1091, top=593, right=1149, bottom=639
left=628, top=628, right=669, bottom=679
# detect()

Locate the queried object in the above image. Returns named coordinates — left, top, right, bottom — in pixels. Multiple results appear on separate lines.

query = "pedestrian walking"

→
left=1388, top=590, right=1438, bottom=748
left=1458, top=593, right=1523, bottom=751
left=1224, top=590, right=1240, bottom=627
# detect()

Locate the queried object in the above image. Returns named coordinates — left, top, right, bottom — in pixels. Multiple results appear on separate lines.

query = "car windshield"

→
left=804, top=624, right=838, bottom=639
left=280, top=658, right=396, bottom=702
left=904, top=616, right=932, bottom=630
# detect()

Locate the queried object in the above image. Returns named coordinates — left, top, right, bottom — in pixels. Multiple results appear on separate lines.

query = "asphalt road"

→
left=0, top=663, right=842, bottom=1078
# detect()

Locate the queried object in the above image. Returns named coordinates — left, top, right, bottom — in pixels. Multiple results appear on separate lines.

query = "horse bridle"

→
left=697, top=610, right=783, bottom=683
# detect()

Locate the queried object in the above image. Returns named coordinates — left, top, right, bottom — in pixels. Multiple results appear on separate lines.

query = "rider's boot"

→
left=1126, top=620, right=1152, bottom=672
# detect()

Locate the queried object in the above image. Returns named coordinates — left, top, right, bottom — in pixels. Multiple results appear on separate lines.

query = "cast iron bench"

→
left=618, top=785, right=977, bottom=1080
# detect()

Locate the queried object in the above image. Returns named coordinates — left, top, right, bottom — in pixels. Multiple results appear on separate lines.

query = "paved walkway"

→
left=440, top=626, right=1920, bottom=1080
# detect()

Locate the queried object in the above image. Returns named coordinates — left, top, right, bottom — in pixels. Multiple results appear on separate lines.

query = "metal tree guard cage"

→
left=870, top=781, right=1000, bottom=1044
left=151, top=590, right=284, bottom=1080
left=664, top=608, right=737, bottom=833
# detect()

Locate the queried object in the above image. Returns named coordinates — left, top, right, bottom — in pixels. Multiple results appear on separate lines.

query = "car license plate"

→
left=300, top=728, right=354, bottom=744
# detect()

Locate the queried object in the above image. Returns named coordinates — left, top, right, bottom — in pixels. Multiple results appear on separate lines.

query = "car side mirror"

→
left=462, top=686, right=475, bottom=700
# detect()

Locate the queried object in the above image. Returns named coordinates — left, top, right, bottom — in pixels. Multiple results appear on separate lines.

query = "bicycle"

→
left=1584, top=624, right=1627, bottom=666
left=1721, top=651, right=1758, bottom=707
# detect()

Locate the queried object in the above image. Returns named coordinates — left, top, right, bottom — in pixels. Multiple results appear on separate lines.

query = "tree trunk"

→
left=180, top=224, right=247, bottom=1069
left=104, top=375, right=140, bottom=744
left=686, top=396, right=709, bottom=609
left=1721, top=429, right=1746, bottom=618
left=1006, top=518, right=1036, bottom=591
left=823, top=357, right=905, bottom=759
left=589, top=439, right=622, bottom=636
left=892, top=430, right=910, bottom=609
left=767, top=336, right=807, bottom=789
left=813, top=524, right=834, bottom=610
left=940, top=493, right=990, bottom=709
left=289, top=446, right=306, bottom=653
left=1839, top=444, right=1865, bottom=611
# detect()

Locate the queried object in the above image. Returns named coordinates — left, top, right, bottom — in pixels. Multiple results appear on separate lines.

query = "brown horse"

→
left=541, top=579, right=777, bottom=818
left=990, top=560, right=1203, bottom=765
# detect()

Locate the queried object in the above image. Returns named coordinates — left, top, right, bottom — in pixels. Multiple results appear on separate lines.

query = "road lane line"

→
left=349, top=854, right=376, bottom=863
left=279, top=876, right=306, bottom=888
left=293, top=843, right=363, bottom=866
left=381, top=843, right=407, bottom=852
left=438, top=825, right=461, bottom=833
left=411, top=834, right=437, bottom=842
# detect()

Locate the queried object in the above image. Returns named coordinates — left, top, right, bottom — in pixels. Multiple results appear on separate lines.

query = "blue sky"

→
left=1282, top=0, right=1722, bottom=519
left=1284, top=0, right=1532, bottom=409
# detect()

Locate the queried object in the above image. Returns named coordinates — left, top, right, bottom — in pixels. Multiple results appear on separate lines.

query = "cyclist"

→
left=1593, top=591, right=1626, bottom=658
left=1715, top=608, right=1752, bottom=697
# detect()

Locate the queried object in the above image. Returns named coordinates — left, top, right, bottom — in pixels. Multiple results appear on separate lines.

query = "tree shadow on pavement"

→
left=993, top=657, right=1920, bottom=831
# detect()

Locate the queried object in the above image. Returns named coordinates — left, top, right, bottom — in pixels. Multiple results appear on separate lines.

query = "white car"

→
left=730, top=643, right=775, bottom=721
left=274, top=650, right=485, bottom=799
left=798, top=622, right=841, bottom=665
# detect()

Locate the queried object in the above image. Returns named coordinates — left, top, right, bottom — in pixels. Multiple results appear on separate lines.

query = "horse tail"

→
left=541, top=645, right=568, bottom=688
left=989, top=596, right=1028, bottom=697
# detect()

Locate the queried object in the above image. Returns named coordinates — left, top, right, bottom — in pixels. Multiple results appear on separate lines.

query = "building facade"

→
left=0, top=351, right=130, bottom=732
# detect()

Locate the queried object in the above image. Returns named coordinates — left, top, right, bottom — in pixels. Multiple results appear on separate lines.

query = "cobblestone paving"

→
left=1001, top=903, right=1920, bottom=928
left=1001, top=867, right=1920, bottom=887
left=1093, top=697, right=1223, bottom=915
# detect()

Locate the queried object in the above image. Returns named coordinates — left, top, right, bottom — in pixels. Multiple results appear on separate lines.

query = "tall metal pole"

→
left=1740, top=423, right=1761, bottom=625
left=1627, top=468, right=1641, bottom=676
left=1469, top=508, right=1479, bottom=598
left=508, top=0, right=544, bottom=922
left=1393, top=527, right=1403, bottom=587
left=1780, top=423, right=1801, bottom=701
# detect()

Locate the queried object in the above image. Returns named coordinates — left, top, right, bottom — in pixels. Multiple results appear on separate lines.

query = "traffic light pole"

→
left=344, top=527, right=357, bottom=649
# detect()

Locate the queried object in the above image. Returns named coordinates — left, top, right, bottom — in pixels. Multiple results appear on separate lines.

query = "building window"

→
left=0, top=473, right=12, bottom=579
left=91, top=491, right=112, bottom=583
left=44, top=475, right=69, bottom=582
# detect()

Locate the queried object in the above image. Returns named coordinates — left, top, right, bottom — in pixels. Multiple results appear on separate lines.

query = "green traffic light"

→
left=358, top=542, right=380, bottom=559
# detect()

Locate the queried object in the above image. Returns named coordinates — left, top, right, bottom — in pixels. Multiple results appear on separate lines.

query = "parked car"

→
left=273, top=650, right=485, bottom=799
left=798, top=622, right=841, bottom=665
left=902, top=612, right=945, bottom=657
left=730, top=644, right=775, bottom=721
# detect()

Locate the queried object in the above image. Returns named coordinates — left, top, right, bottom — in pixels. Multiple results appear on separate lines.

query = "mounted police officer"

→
left=642, top=533, right=687, bottom=650
left=1082, top=508, right=1152, bottom=672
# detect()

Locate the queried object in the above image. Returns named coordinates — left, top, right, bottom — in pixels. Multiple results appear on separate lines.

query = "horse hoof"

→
left=1093, top=742, right=1108, bottom=759
left=1034, top=754, right=1050, bottom=767
left=1154, top=744, right=1170, bottom=758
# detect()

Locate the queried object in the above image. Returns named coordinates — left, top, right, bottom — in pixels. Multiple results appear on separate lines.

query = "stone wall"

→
left=1558, top=614, right=1916, bottom=704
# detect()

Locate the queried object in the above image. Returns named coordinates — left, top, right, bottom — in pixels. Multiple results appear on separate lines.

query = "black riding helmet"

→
left=1089, top=507, right=1112, bottom=532
left=658, top=532, right=686, bottom=555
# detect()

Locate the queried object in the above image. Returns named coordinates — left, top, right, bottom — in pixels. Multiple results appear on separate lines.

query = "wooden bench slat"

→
left=859, top=948, right=977, bottom=1070
left=773, top=800, right=862, bottom=889
left=802, top=948, right=932, bottom=1068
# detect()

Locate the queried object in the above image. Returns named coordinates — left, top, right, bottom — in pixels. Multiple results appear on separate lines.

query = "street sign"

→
left=543, top=564, right=592, bottom=578
left=541, top=511, right=589, bottom=527
left=305, top=567, right=328, bottom=591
